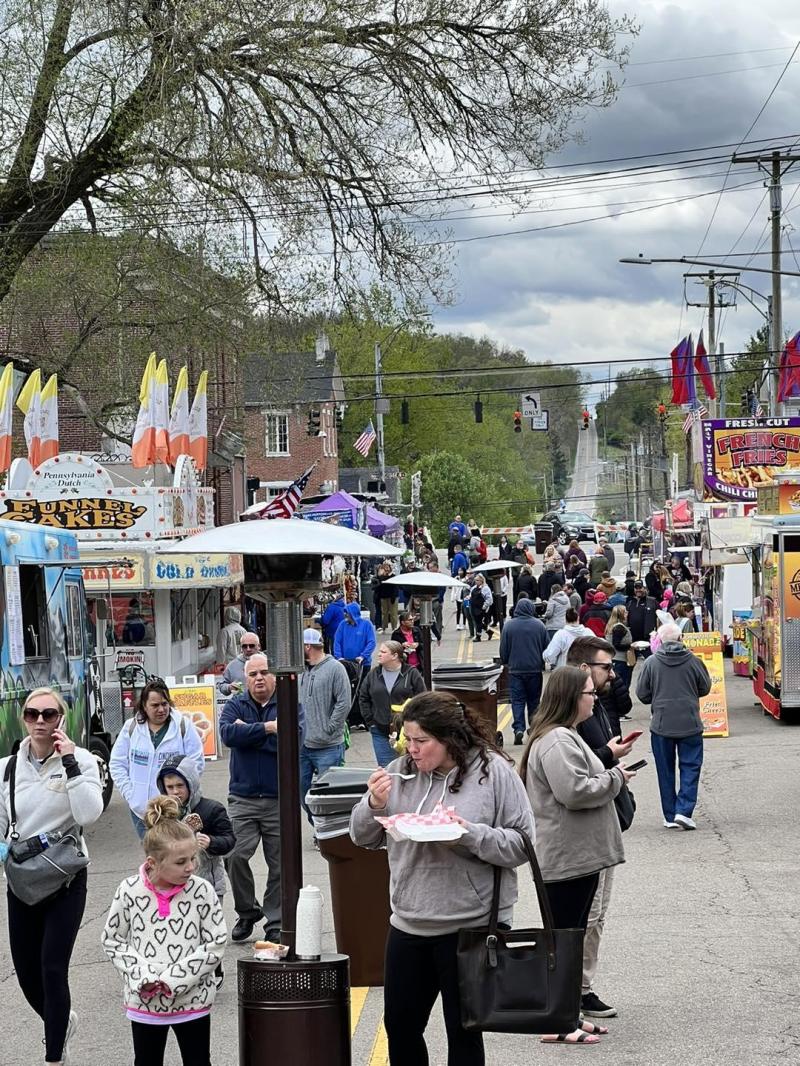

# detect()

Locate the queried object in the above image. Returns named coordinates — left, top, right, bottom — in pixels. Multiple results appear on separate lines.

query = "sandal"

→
left=579, top=1019, right=609, bottom=1036
left=540, top=1029, right=601, bottom=1045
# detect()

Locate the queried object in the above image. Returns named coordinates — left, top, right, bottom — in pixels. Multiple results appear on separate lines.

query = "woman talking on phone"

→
left=0, top=687, right=103, bottom=1065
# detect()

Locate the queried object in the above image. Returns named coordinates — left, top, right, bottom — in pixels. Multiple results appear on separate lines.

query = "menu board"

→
left=682, top=631, right=729, bottom=738
left=169, top=682, right=219, bottom=759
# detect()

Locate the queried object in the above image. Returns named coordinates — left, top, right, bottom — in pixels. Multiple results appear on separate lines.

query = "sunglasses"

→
left=23, top=707, right=62, bottom=723
left=241, top=644, right=258, bottom=650
left=587, top=662, right=615, bottom=672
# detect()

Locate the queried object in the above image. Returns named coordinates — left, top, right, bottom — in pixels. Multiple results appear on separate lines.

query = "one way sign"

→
left=520, top=392, right=541, bottom=418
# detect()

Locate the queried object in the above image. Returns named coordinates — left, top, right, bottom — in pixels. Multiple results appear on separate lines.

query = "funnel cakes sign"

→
left=0, top=453, right=214, bottom=540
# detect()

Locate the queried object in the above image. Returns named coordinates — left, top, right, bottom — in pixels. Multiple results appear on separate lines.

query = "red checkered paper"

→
left=375, top=803, right=459, bottom=830
left=375, top=803, right=467, bottom=842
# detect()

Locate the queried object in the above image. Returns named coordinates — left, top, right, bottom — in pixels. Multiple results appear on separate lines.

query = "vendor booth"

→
left=301, top=489, right=401, bottom=541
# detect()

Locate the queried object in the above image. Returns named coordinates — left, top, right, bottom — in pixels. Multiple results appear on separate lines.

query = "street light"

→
left=162, top=518, right=401, bottom=1064
left=619, top=254, right=800, bottom=277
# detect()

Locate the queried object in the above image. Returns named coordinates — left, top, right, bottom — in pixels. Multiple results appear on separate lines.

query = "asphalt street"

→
left=565, top=418, right=600, bottom=514
left=2, top=596, right=799, bottom=1065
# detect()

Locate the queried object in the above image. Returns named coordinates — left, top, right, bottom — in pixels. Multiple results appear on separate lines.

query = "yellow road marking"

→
left=466, top=640, right=474, bottom=662
left=350, top=986, right=369, bottom=1036
left=368, top=1019, right=389, bottom=1065
left=498, top=707, right=512, bottom=733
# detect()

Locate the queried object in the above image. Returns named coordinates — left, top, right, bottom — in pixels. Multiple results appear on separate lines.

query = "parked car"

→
left=541, top=510, right=597, bottom=545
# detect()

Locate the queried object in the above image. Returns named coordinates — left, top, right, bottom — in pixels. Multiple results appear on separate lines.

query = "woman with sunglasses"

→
left=519, top=668, right=634, bottom=1046
left=0, top=687, right=103, bottom=1065
left=110, top=679, right=205, bottom=839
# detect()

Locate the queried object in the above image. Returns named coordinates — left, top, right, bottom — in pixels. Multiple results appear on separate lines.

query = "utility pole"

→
left=630, top=441, right=638, bottom=522
left=718, top=341, right=726, bottom=417
left=374, top=342, right=387, bottom=489
left=684, top=270, right=736, bottom=418
left=733, top=147, right=800, bottom=413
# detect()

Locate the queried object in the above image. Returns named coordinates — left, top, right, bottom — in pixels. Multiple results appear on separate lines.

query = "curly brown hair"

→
left=401, top=691, right=511, bottom=792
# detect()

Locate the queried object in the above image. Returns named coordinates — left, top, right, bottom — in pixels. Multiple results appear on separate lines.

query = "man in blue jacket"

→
left=321, top=592, right=347, bottom=651
left=333, top=601, right=377, bottom=668
left=499, top=598, right=548, bottom=745
left=220, top=652, right=304, bottom=943
left=450, top=543, right=469, bottom=576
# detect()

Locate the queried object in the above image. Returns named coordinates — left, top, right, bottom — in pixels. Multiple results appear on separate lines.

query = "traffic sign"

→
left=520, top=392, right=541, bottom=419
left=529, top=411, right=549, bottom=431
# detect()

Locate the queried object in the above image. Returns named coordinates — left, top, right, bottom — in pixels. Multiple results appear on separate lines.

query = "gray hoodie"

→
left=525, top=727, right=624, bottom=882
left=350, top=751, right=534, bottom=936
left=299, top=654, right=352, bottom=748
left=543, top=590, right=570, bottom=630
left=636, top=640, right=712, bottom=738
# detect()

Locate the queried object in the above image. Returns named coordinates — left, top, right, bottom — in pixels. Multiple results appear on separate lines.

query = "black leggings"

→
left=7, top=868, right=87, bottom=1063
left=384, top=926, right=484, bottom=1066
left=131, top=1015, right=211, bottom=1066
left=544, top=872, right=600, bottom=1030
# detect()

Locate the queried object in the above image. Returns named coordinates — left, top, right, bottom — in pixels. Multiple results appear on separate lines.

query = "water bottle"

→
left=295, top=884, right=323, bottom=960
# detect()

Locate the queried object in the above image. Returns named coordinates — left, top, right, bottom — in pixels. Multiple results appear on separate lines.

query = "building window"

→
left=265, top=412, right=290, bottom=456
left=264, top=482, right=291, bottom=499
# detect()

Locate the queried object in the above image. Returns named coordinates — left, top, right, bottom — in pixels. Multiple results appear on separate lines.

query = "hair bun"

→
left=143, top=794, right=182, bottom=829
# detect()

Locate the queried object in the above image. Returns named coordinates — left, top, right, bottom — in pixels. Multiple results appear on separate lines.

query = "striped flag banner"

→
left=682, top=403, right=707, bottom=434
left=243, top=463, right=317, bottom=520
left=353, top=420, right=377, bottom=457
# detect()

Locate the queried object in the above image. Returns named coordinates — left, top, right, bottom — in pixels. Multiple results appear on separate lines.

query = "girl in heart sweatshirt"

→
left=102, top=796, right=227, bottom=1066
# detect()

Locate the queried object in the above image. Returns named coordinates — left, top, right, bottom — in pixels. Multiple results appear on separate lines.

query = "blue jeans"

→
left=300, top=743, right=346, bottom=823
left=613, top=659, right=633, bottom=690
left=370, top=727, right=397, bottom=767
left=650, top=733, right=704, bottom=821
left=509, top=673, right=543, bottom=735
left=130, top=809, right=146, bottom=840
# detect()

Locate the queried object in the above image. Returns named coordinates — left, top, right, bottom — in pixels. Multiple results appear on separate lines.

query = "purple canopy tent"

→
left=303, top=489, right=400, bottom=539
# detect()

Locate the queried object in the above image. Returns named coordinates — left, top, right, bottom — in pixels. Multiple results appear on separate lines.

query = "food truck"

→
left=0, top=452, right=243, bottom=740
left=0, top=518, right=115, bottom=805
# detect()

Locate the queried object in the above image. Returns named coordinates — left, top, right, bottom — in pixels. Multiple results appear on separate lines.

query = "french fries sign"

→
left=703, top=418, right=800, bottom=501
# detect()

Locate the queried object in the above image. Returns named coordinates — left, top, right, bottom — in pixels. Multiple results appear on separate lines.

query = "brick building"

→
left=240, top=336, right=345, bottom=502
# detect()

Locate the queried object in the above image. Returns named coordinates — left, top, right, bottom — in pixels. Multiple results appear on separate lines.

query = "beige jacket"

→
left=525, top=727, right=624, bottom=882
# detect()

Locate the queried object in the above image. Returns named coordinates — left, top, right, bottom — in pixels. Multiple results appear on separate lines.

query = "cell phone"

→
left=624, top=758, right=647, bottom=772
left=620, top=730, right=643, bottom=744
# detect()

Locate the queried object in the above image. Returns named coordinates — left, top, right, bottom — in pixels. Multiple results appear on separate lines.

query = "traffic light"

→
left=657, top=402, right=667, bottom=424
left=474, top=399, right=483, bottom=423
left=307, top=407, right=321, bottom=435
left=581, top=409, right=590, bottom=430
left=334, top=405, right=344, bottom=431
left=740, top=388, right=756, bottom=416
left=401, top=399, right=410, bottom=425
left=513, top=410, right=522, bottom=433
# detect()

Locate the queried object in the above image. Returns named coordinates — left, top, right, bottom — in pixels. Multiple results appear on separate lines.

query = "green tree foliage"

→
left=416, top=451, right=494, bottom=543
left=0, top=0, right=633, bottom=309
left=319, top=317, right=583, bottom=531
left=724, top=325, right=769, bottom=415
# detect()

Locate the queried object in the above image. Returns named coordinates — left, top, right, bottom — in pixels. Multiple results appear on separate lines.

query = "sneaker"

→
left=581, top=992, right=617, bottom=1018
left=62, top=1009, right=78, bottom=1064
left=231, top=917, right=256, bottom=942
left=674, top=814, right=697, bottom=830
left=663, top=820, right=680, bottom=828
left=312, top=834, right=320, bottom=851
left=264, top=925, right=282, bottom=943
left=473, top=636, right=482, bottom=642
left=486, top=628, right=495, bottom=639
left=514, top=731, right=525, bottom=746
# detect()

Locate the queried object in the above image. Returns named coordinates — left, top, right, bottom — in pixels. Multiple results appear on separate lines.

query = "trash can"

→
left=534, top=522, right=554, bottom=555
left=307, top=767, right=392, bottom=987
left=432, top=662, right=504, bottom=745
left=238, top=954, right=350, bottom=1065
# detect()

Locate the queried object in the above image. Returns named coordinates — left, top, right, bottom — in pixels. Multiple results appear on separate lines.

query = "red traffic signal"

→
left=513, top=410, right=522, bottom=433
left=657, top=402, right=667, bottom=423
left=581, top=409, right=590, bottom=430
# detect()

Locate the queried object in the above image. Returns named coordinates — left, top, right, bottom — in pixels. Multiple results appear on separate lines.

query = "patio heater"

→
left=382, top=571, right=466, bottom=688
left=161, top=519, right=400, bottom=1066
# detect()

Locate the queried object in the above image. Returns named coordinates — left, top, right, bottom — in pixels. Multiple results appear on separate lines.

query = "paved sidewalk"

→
left=1, top=607, right=797, bottom=1063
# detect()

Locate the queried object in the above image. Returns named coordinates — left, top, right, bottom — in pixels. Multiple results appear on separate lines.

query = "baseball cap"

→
left=634, top=580, right=644, bottom=588
left=592, top=591, right=608, bottom=604
left=303, top=628, right=323, bottom=646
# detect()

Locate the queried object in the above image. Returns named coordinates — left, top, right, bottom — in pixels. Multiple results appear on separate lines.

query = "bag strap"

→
left=487, top=828, right=558, bottom=967
left=4, top=755, right=18, bottom=840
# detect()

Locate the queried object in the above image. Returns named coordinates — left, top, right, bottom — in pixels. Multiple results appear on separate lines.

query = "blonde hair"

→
left=23, top=686, right=68, bottom=716
left=381, top=640, right=405, bottom=662
left=142, top=795, right=195, bottom=861
left=605, top=605, right=627, bottom=636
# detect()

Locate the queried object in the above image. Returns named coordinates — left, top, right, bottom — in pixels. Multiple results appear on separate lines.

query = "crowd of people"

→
left=0, top=512, right=714, bottom=1066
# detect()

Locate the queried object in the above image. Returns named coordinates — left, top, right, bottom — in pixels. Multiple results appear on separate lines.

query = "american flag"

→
left=682, top=404, right=707, bottom=434
left=244, top=463, right=316, bottom=520
left=755, top=402, right=765, bottom=417
left=353, top=420, right=377, bottom=457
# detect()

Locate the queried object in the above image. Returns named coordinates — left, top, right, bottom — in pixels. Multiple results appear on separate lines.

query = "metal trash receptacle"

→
left=238, top=954, right=350, bottom=1065
left=318, top=832, right=391, bottom=986
left=432, top=661, right=503, bottom=745
left=307, top=767, right=392, bottom=987
left=534, top=522, right=554, bottom=554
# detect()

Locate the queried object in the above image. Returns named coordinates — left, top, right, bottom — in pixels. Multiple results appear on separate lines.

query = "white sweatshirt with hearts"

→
left=102, top=868, right=227, bottom=1024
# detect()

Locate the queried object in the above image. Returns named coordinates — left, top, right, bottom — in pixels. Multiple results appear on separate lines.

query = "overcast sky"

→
left=433, top=1, right=800, bottom=406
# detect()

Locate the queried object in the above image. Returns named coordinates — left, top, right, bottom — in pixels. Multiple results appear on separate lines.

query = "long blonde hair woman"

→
left=605, top=605, right=633, bottom=688
left=0, top=687, right=103, bottom=1065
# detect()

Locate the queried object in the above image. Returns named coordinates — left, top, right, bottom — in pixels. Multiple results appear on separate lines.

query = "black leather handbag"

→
left=457, top=830, right=583, bottom=1034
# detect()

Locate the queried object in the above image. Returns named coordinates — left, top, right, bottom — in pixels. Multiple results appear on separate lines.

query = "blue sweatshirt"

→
left=498, top=599, right=548, bottom=674
left=219, top=691, right=305, bottom=798
left=321, top=597, right=347, bottom=642
left=451, top=551, right=468, bottom=576
left=333, top=602, right=377, bottom=662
